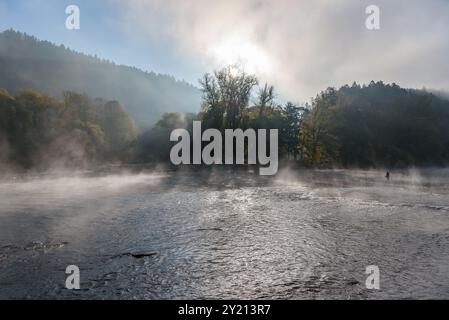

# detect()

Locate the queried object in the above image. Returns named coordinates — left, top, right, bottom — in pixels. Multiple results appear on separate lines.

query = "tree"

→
left=298, top=88, right=339, bottom=165
left=199, top=66, right=258, bottom=130
left=136, top=112, right=192, bottom=163
left=257, top=83, right=275, bottom=117
left=281, top=102, right=306, bottom=160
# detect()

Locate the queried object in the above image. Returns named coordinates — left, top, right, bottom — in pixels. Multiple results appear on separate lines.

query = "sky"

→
left=1, top=0, right=449, bottom=103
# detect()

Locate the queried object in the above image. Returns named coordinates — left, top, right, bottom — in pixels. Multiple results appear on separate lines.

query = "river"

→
left=1, top=168, right=449, bottom=299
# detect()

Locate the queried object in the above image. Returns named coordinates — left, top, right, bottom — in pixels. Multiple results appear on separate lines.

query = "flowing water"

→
left=1, top=168, right=449, bottom=299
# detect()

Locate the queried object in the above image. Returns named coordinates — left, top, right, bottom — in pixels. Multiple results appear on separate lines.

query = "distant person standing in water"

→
left=385, top=171, right=390, bottom=180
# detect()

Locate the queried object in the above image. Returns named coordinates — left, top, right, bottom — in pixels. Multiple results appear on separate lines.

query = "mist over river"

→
left=1, top=168, right=449, bottom=299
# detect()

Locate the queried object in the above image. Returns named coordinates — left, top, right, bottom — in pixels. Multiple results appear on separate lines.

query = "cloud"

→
left=114, top=0, right=449, bottom=102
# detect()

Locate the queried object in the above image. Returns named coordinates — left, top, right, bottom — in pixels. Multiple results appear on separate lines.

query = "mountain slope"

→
left=299, top=81, right=449, bottom=167
left=0, top=29, right=201, bottom=129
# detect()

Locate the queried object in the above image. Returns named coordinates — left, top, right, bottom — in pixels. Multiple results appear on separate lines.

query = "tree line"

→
left=138, top=67, right=449, bottom=168
left=0, top=89, right=137, bottom=170
left=2, top=66, right=449, bottom=171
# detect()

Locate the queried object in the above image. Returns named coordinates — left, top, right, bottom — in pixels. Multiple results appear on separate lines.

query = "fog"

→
left=1, top=168, right=449, bottom=299
left=117, top=0, right=449, bottom=101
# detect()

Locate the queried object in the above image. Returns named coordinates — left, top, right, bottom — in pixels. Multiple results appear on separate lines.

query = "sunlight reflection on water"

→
left=1, top=169, right=449, bottom=299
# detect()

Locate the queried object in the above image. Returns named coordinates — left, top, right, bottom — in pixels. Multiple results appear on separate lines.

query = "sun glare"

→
left=208, top=35, right=273, bottom=75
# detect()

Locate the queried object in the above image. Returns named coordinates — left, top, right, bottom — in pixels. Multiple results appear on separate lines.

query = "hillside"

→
left=299, top=81, right=449, bottom=167
left=0, top=29, right=201, bottom=129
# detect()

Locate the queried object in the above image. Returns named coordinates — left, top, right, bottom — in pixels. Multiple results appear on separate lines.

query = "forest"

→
left=2, top=31, right=449, bottom=171
left=0, top=30, right=201, bottom=129
left=138, top=67, right=449, bottom=169
left=0, top=89, right=137, bottom=170
left=2, top=66, right=449, bottom=172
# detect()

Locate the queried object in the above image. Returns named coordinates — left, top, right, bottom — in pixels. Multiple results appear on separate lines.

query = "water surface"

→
left=1, top=169, right=449, bottom=299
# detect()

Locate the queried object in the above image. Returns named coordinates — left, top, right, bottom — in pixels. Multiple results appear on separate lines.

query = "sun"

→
left=207, top=35, right=273, bottom=75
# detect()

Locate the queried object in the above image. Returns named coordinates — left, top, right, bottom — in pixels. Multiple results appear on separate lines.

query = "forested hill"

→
left=299, top=82, right=449, bottom=167
left=138, top=67, right=449, bottom=169
left=0, top=29, right=201, bottom=129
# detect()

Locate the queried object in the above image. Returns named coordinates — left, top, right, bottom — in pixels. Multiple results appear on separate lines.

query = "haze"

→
left=1, top=0, right=448, bottom=102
